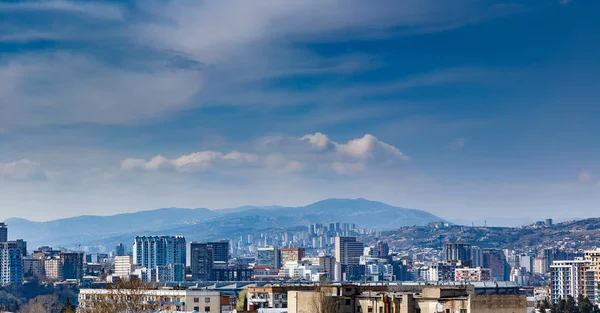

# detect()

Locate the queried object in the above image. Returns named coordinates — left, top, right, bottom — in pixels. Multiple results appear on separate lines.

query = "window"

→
left=194, top=307, right=199, bottom=312
left=194, top=297, right=200, bottom=303
left=205, top=306, right=211, bottom=312
left=446, top=310, right=450, bottom=313
left=345, top=299, right=351, bottom=306
left=205, top=297, right=211, bottom=303
left=460, top=309, right=467, bottom=313
left=379, top=307, right=384, bottom=313
left=368, top=307, right=373, bottom=313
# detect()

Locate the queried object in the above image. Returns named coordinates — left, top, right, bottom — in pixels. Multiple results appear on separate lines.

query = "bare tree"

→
left=311, top=286, right=337, bottom=313
left=18, top=294, right=62, bottom=313
left=78, top=277, right=160, bottom=313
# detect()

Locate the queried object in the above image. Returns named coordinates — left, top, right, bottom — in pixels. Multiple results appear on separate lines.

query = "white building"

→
left=550, top=259, right=590, bottom=303
left=114, top=255, right=133, bottom=278
left=282, top=261, right=325, bottom=281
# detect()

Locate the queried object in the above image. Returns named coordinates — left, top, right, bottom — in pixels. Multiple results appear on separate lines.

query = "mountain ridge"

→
left=4, top=198, right=446, bottom=248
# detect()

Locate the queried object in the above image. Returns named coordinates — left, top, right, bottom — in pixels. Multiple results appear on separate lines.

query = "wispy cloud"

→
left=448, top=138, right=466, bottom=150
left=0, top=159, right=45, bottom=181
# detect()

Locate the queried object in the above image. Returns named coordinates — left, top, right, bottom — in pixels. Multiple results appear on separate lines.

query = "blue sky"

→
left=0, top=0, right=599, bottom=225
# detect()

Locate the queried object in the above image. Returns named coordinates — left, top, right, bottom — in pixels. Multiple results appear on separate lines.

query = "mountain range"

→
left=4, top=198, right=446, bottom=249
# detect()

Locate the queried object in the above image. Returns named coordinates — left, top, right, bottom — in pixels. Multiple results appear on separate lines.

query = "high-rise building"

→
left=377, top=241, right=389, bottom=257
left=483, top=249, right=509, bottom=281
left=584, top=249, right=600, bottom=304
left=257, top=247, right=281, bottom=268
left=281, top=248, right=305, bottom=266
left=23, top=257, right=44, bottom=277
left=207, top=241, right=229, bottom=263
left=44, top=258, right=62, bottom=280
left=550, top=259, right=590, bottom=303
left=60, top=252, right=84, bottom=280
left=189, top=243, right=213, bottom=281
left=0, top=242, right=23, bottom=285
left=335, top=236, right=363, bottom=265
left=444, top=242, right=472, bottom=266
left=114, top=255, right=133, bottom=278
left=133, top=236, right=186, bottom=269
left=156, top=263, right=185, bottom=282
left=471, top=246, right=484, bottom=268
left=0, top=223, right=7, bottom=243
left=115, top=243, right=126, bottom=257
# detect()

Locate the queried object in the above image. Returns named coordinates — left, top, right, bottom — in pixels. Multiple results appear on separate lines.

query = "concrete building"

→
left=207, top=241, right=229, bottom=263
left=247, top=286, right=314, bottom=310
left=114, top=255, right=133, bottom=278
left=444, top=242, right=472, bottom=265
left=282, top=261, right=326, bottom=281
left=79, top=288, right=221, bottom=313
left=133, top=236, right=186, bottom=270
left=288, top=285, right=526, bottom=313
left=584, top=248, right=600, bottom=304
left=115, top=243, right=126, bottom=257
left=281, top=248, right=305, bottom=266
left=335, top=237, right=364, bottom=266
left=156, top=263, right=185, bottom=282
left=23, top=257, right=44, bottom=277
left=189, top=243, right=213, bottom=281
left=550, top=259, right=590, bottom=303
left=0, top=245, right=23, bottom=285
left=257, top=247, right=282, bottom=268
left=470, top=246, right=484, bottom=268
left=0, top=223, right=7, bottom=243
left=44, top=258, right=62, bottom=280
left=60, top=252, right=84, bottom=280
left=455, top=267, right=492, bottom=282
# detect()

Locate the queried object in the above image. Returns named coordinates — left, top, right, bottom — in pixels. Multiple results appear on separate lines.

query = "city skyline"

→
left=1, top=0, right=600, bottom=222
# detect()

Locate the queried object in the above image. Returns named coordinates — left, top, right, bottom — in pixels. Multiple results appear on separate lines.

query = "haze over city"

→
left=1, top=0, right=599, bottom=225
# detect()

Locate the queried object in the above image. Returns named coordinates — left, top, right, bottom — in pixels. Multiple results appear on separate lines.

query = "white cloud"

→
left=448, top=137, right=466, bottom=150
left=0, top=159, right=45, bottom=180
left=0, top=0, right=124, bottom=20
left=579, top=171, right=593, bottom=183
left=121, top=151, right=258, bottom=172
left=301, top=132, right=410, bottom=162
left=120, top=133, right=409, bottom=176
left=301, top=132, right=333, bottom=151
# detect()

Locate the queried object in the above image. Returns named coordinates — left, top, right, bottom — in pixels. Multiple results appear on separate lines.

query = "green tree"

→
left=60, top=298, right=76, bottom=313
left=577, top=297, right=594, bottom=313
left=236, top=289, right=248, bottom=311
left=566, top=296, right=578, bottom=313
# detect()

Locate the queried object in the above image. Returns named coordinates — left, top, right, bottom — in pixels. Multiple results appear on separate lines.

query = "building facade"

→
left=133, top=236, right=186, bottom=270
left=550, top=259, right=590, bottom=303
left=78, top=288, right=221, bottom=313
left=455, top=267, right=492, bottom=282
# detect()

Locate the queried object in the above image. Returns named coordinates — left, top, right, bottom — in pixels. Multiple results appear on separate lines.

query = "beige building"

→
left=113, top=255, right=134, bottom=278
left=282, top=248, right=305, bottom=266
left=44, top=258, right=62, bottom=280
left=247, top=286, right=315, bottom=310
left=584, top=249, right=600, bottom=304
left=23, top=257, right=45, bottom=277
left=78, top=288, right=220, bottom=313
left=288, top=285, right=526, bottom=313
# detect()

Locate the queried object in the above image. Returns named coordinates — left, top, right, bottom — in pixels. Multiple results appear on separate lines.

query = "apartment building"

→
left=78, top=288, right=220, bottom=313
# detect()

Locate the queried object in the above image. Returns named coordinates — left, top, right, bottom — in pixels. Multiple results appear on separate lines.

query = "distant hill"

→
left=4, top=198, right=446, bottom=248
left=368, top=217, right=600, bottom=251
